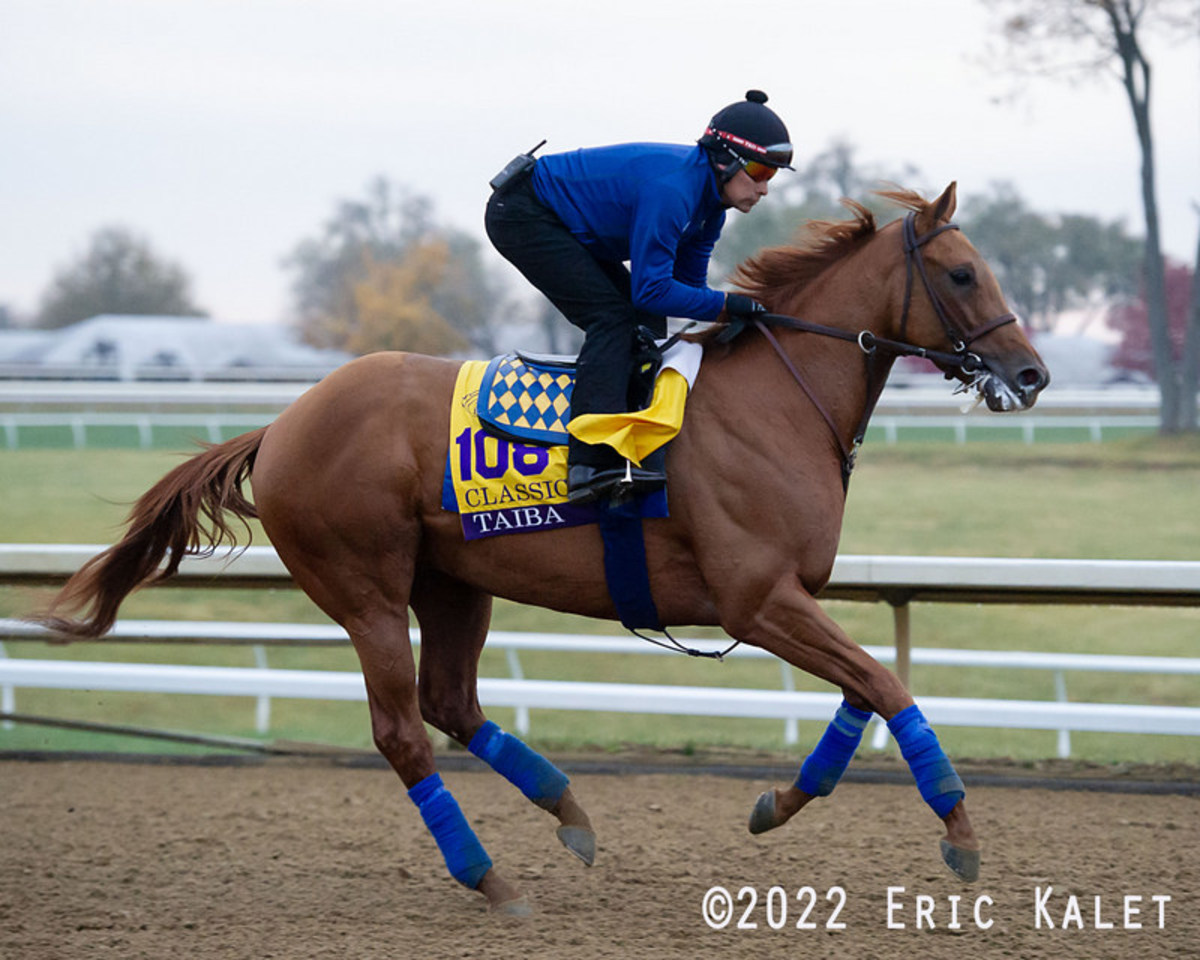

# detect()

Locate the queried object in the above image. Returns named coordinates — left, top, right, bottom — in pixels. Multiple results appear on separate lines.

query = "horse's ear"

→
left=917, top=182, right=958, bottom=232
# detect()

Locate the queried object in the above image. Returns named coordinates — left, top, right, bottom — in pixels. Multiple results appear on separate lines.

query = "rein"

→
left=634, top=212, right=1018, bottom=661
left=750, top=212, right=1017, bottom=487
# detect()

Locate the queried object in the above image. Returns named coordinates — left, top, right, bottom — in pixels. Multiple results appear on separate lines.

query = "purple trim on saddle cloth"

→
left=441, top=456, right=667, bottom=541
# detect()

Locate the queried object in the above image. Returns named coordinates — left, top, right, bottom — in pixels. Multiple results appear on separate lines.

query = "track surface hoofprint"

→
left=2, top=759, right=1195, bottom=959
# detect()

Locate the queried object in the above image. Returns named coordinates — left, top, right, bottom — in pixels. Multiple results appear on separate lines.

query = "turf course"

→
left=1, top=438, right=1198, bottom=764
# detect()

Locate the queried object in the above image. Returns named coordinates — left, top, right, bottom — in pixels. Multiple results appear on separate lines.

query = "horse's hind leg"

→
left=412, top=568, right=596, bottom=866
left=261, top=530, right=526, bottom=912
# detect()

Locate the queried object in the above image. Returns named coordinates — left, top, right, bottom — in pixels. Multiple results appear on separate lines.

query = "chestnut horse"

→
left=40, top=184, right=1048, bottom=914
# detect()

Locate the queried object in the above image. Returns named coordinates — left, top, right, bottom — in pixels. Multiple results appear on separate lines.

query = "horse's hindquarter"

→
left=252, top=353, right=460, bottom=599
left=256, top=351, right=455, bottom=500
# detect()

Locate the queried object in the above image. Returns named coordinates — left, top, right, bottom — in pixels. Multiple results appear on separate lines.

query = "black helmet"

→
left=699, top=90, right=794, bottom=176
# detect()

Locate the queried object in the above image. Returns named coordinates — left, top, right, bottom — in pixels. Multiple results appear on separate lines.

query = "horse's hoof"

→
left=556, top=825, right=596, bottom=866
left=748, top=790, right=779, bottom=835
left=490, top=896, right=534, bottom=918
left=939, top=838, right=981, bottom=882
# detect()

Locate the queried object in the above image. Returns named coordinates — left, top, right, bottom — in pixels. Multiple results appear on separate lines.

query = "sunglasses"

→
left=718, top=141, right=792, bottom=184
left=740, top=159, right=779, bottom=183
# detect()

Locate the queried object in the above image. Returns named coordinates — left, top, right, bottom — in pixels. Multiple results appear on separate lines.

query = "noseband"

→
left=747, top=211, right=1018, bottom=488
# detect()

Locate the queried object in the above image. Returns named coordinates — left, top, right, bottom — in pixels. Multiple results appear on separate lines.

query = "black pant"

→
left=485, top=177, right=664, bottom=469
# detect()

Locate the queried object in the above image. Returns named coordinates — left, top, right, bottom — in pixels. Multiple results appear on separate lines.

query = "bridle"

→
left=749, top=212, right=1018, bottom=488
left=898, top=213, right=1017, bottom=351
left=636, top=212, right=1019, bottom=661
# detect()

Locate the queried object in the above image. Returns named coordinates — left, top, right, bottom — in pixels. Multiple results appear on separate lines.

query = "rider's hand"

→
left=724, top=293, right=767, bottom=321
left=717, top=293, right=767, bottom=343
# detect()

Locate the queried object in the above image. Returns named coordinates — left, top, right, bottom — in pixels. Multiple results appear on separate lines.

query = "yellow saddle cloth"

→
left=442, top=342, right=701, bottom=539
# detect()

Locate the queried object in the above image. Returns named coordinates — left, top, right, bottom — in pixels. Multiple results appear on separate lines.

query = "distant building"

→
left=1029, top=333, right=1127, bottom=387
left=0, top=315, right=352, bottom=381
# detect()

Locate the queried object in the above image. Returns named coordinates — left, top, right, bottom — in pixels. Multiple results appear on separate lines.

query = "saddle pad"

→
left=444, top=342, right=702, bottom=540
left=476, top=341, right=704, bottom=451
left=443, top=360, right=668, bottom=540
left=477, top=353, right=575, bottom=445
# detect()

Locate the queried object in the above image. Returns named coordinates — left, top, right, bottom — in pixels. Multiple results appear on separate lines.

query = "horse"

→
left=37, top=183, right=1049, bottom=915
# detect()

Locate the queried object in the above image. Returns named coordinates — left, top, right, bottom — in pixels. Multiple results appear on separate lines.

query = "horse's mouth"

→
left=953, top=366, right=1046, bottom=412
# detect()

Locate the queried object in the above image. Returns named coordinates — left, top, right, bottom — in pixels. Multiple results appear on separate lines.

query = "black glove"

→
left=718, top=293, right=767, bottom=343
left=724, top=293, right=766, bottom=320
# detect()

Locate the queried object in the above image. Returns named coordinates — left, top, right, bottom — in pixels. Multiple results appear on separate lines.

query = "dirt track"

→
left=2, top=756, right=1196, bottom=960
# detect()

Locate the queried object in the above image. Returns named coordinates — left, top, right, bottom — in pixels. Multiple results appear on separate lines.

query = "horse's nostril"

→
left=1017, top=365, right=1049, bottom=394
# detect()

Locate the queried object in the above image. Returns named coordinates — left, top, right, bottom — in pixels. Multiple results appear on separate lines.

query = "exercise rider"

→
left=485, top=90, right=793, bottom=504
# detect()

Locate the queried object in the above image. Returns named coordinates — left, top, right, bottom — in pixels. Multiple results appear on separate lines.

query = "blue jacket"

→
left=530, top=143, right=727, bottom=321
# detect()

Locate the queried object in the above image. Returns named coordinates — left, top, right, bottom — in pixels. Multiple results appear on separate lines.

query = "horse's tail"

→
left=35, top=427, right=268, bottom=639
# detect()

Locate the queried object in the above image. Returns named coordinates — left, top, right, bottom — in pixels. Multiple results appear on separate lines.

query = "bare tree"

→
left=983, top=0, right=1200, bottom=431
left=284, top=177, right=505, bottom=357
left=37, top=226, right=205, bottom=328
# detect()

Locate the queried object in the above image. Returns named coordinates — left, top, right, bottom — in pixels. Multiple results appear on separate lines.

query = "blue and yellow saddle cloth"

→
left=442, top=344, right=702, bottom=540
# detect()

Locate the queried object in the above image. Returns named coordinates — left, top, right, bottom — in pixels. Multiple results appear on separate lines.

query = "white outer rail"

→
left=1, top=658, right=1197, bottom=737
left=0, top=411, right=1162, bottom=450
left=869, top=414, right=1160, bottom=444
left=1, top=383, right=1168, bottom=450
left=1, top=413, right=272, bottom=449
left=0, top=381, right=1162, bottom=411
left=3, top=544, right=1199, bottom=755
left=7, top=544, right=1200, bottom=607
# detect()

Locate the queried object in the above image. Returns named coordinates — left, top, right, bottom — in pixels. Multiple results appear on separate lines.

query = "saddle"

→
left=476, top=339, right=667, bottom=448
left=476, top=351, right=577, bottom=446
left=475, top=326, right=696, bottom=454
left=445, top=339, right=700, bottom=532
left=445, top=339, right=702, bottom=631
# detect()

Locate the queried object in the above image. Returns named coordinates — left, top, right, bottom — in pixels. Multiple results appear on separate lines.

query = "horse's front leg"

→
left=720, top=571, right=980, bottom=881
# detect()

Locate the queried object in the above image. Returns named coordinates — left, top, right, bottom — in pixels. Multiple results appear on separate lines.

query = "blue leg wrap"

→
left=887, top=704, right=965, bottom=819
left=468, top=721, right=569, bottom=810
left=407, top=773, right=493, bottom=889
left=796, top=699, right=873, bottom=797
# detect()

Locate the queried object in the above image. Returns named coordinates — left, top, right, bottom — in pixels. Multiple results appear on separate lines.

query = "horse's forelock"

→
left=872, top=185, right=930, bottom=215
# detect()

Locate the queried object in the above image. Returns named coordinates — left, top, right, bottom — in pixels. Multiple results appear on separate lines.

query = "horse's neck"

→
left=786, top=240, right=898, bottom=339
left=687, top=238, right=902, bottom=486
left=760, top=254, right=897, bottom=450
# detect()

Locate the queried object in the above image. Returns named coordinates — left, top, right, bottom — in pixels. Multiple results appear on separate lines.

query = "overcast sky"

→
left=2, top=0, right=1197, bottom=325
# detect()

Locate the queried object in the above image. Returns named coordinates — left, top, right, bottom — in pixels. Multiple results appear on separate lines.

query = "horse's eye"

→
left=949, top=267, right=975, bottom=287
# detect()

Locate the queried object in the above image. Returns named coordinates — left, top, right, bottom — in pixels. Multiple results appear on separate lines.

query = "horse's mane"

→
left=731, top=186, right=928, bottom=307
left=693, top=186, right=931, bottom=346
left=729, top=199, right=877, bottom=307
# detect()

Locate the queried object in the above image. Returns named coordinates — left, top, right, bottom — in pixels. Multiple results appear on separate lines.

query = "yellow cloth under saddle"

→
left=565, top=368, right=689, bottom=466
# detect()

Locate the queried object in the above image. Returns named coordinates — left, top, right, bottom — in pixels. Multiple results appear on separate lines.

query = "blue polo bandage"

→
left=796, top=699, right=873, bottom=797
left=468, top=721, right=570, bottom=810
left=887, top=704, right=965, bottom=818
left=407, top=773, right=492, bottom=889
